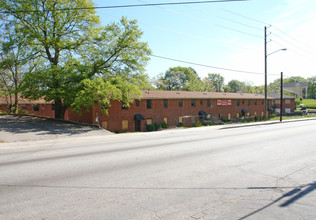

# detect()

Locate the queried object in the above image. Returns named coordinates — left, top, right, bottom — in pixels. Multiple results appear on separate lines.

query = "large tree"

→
left=1, top=0, right=151, bottom=119
left=207, top=73, right=224, bottom=92
left=0, top=20, right=39, bottom=114
left=154, top=66, right=202, bottom=91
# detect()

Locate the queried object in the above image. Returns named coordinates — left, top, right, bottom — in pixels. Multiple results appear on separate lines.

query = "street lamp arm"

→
left=267, top=48, right=287, bottom=56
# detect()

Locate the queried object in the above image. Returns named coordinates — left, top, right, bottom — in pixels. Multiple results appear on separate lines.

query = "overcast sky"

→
left=94, top=0, right=316, bottom=86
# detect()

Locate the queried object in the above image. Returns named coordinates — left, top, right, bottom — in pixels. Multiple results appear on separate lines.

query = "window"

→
left=179, top=99, right=183, bottom=107
left=242, top=99, right=245, bottom=104
left=135, top=100, right=140, bottom=106
left=21, top=105, right=26, bottom=110
left=262, top=100, right=264, bottom=105
left=275, top=100, right=281, bottom=104
left=285, top=99, right=291, bottom=104
left=247, top=100, right=250, bottom=106
left=207, top=99, right=211, bottom=107
left=147, top=100, right=152, bottom=109
left=163, top=99, right=168, bottom=108
left=237, top=100, right=240, bottom=106
left=33, top=104, right=39, bottom=111
left=51, top=104, right=55, bottom=110
left=254, top=100, right=257, bottom=105
left=122, top=120, right=128, bottom=130
left=122, top=101, right=128, bottom=110
left=147, top=118, right=153, bottom=125
left=179, top=117, right=183, bottom=123
left=200, top=99, right=203, bottom=105
left=191, top=99, right=196, bottom=107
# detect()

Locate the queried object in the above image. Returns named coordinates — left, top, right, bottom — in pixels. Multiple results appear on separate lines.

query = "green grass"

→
left=301, top=99, right=316, bottom=108
left=269, top=114, right=316, bottom=121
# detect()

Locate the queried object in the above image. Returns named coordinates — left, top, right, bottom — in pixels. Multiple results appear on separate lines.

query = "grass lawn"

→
left=301, top=99, right=316, bottom=108
left=269, top=114, right=316, bottom=121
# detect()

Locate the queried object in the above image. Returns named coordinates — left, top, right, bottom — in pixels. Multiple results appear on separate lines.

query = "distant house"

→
left=284, top=82, right=308, bottom=98
left=66, top=90, right=296, bottom=132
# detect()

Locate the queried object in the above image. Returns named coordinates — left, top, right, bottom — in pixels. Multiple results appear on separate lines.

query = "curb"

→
left=220, top=117, right=316, bottom=129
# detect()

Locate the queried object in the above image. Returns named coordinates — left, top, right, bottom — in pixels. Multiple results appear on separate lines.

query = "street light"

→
left=264, top=48, right=287, bottom=120
left=264, top=26, right=287, bottom=120
left=267, top=48, right=287, bottom=56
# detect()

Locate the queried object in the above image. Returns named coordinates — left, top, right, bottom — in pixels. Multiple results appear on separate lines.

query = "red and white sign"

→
left=217, top=99, right=231, bottom=106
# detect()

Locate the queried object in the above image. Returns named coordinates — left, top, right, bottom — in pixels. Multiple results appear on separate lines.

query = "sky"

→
left=94, top=0, right=316, bottom=86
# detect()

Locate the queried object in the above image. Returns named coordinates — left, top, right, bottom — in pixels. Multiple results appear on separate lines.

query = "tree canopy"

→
left=0, top=0, right=151, bottom=118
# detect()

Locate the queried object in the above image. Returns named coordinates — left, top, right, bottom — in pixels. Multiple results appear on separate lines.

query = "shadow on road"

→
left=0, top=115, right=99, bottom=136
left=239, top=181, right=316, bottom=219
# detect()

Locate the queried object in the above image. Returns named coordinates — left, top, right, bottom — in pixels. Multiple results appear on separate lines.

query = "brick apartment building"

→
left=1, top=91, right=295, bottom=132
left=66, top=90, right=296, bottom=132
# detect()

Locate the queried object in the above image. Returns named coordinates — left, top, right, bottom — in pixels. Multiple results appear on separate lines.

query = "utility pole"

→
left=264, top=26, right=268, bottom=120
left=280, top=72, right=283, bottom=122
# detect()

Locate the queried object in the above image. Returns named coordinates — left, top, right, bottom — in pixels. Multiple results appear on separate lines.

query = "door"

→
left=135, top=120, right=141, bottom=132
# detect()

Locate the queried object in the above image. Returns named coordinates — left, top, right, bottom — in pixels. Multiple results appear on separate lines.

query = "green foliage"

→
left=295, top=97, right=302, bottom=107
left=161, top=121, right=168, bottom=129
left=207, top=73, right=224, bottom=92
left=146, top=124, right=155, bottom=132
left=1, top=0, right=151, bottom=119
left=177, top=122, right=184, bottom=127
left=154, top=66, right=201, bottom=91
left=269, top=114, right=276, bottom=119
left=154, top=123, right=162, bottom=130
left=220, top=118, right=231, bottom=123
left=301, top=99, right=316, bottom=108
left=193, top=121, right=202, bottom=127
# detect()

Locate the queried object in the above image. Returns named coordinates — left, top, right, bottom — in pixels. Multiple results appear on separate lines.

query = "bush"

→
left=193, top=121, right=202, bottom=127
left=254, top=115, right=259, bottom=122
left=154, top=123, right=162, bottom=130
left=177, top=122, right=184, bottom=127
left=221, top=118, right=231, bottom=123
left=146, top=124, right=155, bottom=132
left=269, top=114, right=276, bottom=119
left=295, top=97, right=302, bottom=107
left=161, top=121, right=168, bottom=129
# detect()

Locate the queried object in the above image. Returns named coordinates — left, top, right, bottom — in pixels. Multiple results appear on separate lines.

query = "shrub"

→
left=221, top=118, right=231, bottom=123
left=146, top=124, right=155, bottom=132
left=154, top=123, right=162, bottom=130
left=269, top=114, right=276, bottom=119
left=161, top=121, right=168, bottom=129
left=193, top=121, right=202, bottom=127
left=177, top=122, right=184, bottom=127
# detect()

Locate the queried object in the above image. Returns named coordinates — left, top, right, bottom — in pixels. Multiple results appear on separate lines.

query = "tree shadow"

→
left=0, top=115, right=103, bottom=136
left=239, top=181, right=316, bottom=220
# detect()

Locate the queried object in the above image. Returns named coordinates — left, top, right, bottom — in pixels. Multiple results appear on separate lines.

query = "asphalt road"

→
left=0, top=120, right=316, bottom=219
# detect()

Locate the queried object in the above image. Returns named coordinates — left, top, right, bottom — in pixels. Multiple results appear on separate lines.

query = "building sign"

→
left=217, top=99, right=232, bottom=106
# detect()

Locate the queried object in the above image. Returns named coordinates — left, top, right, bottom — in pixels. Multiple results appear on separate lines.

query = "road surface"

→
left=1, top=120, right=316, bottom=219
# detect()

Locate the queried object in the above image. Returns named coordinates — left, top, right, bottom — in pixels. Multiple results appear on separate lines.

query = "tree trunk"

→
left=14, top=92, right=18, bottom=114
left=54, top=98, right=66, bottom=119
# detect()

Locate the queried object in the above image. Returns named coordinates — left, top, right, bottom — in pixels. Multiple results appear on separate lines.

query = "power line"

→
left=0, top=0, right=248, bottom=13
left=138, top=0, right=262, bottom=38
left=169, top=0, right=262, bottom=31
left=209, top=4, right=269, bottom=26
left=151, top=54, right=278, bottom=75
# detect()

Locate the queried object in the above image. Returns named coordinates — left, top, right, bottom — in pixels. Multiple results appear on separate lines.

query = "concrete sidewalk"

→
left=0, top=115, right=112, bottom=143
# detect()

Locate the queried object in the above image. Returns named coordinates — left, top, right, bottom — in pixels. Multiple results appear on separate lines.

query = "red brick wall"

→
left=66, top=97, right=295, bottom=133
left=92, top=98, right=277, bottom=132
left=0, top=103, right=55, bottom=118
